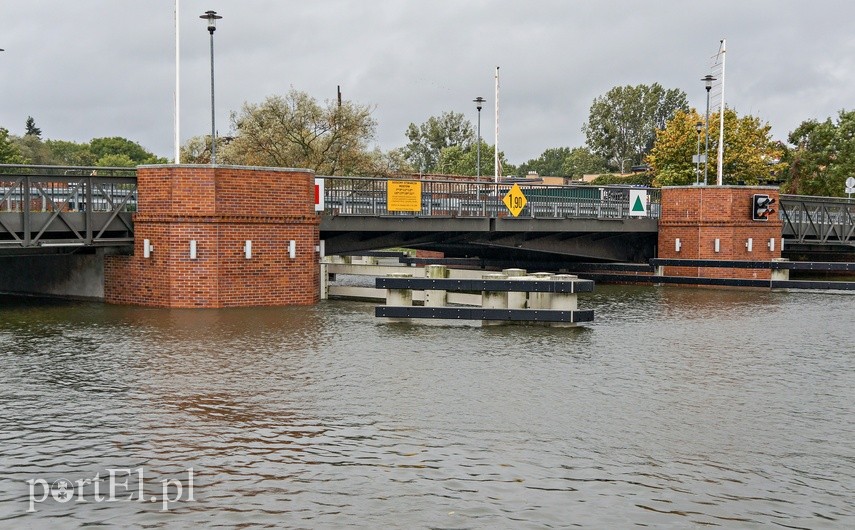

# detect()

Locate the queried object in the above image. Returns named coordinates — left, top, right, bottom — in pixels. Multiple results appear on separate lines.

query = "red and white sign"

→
left=314, top=178, right=325, bottom=212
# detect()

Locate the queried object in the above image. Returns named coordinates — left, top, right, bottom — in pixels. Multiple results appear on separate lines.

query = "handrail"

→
left=318, top=175, right=662, bottom=220
left=0, top=165, right=137, bottom=247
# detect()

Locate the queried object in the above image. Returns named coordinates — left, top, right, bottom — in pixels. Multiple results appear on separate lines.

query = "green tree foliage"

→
left=404, top=111, right=475, bottom=173
left=583, top=83, right=688, bottom=170
left=647, top=108, right=785, bottom=187
left=44, top=140, right=96, bottom=166
left=517, top=147, right=608, bottom=179
left=784, top=110, right=855, bottom=196
left=435, top=142, right=515, bottom=176
left=25, top=116, right=42, bottom=138
left=8, top=133, right=162, bottom=167
left=89, top=137, right=166, bottom=165
left=563, top=147, right=609, bottom=179
left=366, top=147, right=415, bottom=177
left=95, top=153, right=137, bottom=167
left=0, top=128, right=27, bottom=164
left=518, top=147, right=572, bottom=176
left=223, top=89, right=377, bottom=175
left=180, top=135, right=212, bottom=165
left=15, top=135, right=55, bottom=165
left=588, top=172, right=654, bottom=187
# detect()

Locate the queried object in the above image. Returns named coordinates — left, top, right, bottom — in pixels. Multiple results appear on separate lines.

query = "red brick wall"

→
left=658, top=186, right=782, bottom=279
left=105, top=166, right=320, bottom=308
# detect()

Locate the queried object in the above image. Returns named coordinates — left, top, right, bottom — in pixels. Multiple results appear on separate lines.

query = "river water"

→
left=0, top=286, right=853, bottom=528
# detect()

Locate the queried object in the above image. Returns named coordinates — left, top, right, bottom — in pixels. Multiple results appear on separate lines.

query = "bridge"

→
left=2, top=165, right=852, bottom=262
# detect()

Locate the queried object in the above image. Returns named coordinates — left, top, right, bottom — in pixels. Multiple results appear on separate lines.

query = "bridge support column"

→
left=481, top=273, right=508, bottom=326
left=527, top=272, right=555, bottom=308
left=658, top=186, right=782, bottom=280
left=503, top=268, right=528, bottom=309
left=105, top=165, right=320, bottom=308
left=424, top=265, right=449, bottom=307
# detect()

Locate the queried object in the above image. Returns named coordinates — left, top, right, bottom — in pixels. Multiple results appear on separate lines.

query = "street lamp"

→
left=701, top=74, right=716, bottom=185
left=473, top=97, right=486, bottom=178
left=200, top=10, right=222, bottom=164
left=695, top=121, right=703, bottom=185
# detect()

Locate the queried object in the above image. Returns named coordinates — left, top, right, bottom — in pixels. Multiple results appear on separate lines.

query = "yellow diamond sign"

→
left=502, top=183, right=527, bottom=217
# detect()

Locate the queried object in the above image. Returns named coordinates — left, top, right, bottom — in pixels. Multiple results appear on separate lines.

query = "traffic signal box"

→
left=658, top=186, right=783, bottom=280
left=752, top=194, right=776, bottom=221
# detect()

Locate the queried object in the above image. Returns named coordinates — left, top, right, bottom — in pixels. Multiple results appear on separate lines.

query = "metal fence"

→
left=780, top=194, right=855, bottom=246
left=320, top=176, right=661, bottom=220
left=0, top=164, right=137, bottom=247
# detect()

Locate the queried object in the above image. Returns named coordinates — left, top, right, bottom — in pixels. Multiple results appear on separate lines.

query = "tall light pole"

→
left=695, top=121, right=703, bottom=185
left=473, top=97, right=485, bottom=178
left=200, top=10, right=222, bottom=164
left=174, top=0, right=181, bottom=164
left=702, top=74, right=716, bottom=185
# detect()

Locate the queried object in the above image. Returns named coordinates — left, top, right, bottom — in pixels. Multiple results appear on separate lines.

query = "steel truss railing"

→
left=0, top=164, right=137, bottom=248
left=780, top=194, right=855, bottom=246
left=319, top=176, right=661, bottom=220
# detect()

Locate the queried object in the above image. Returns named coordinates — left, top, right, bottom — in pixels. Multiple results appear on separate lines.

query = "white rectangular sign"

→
left=629, top=189, right=648, bottom=217
left=314, top=178, right=325, bottom=212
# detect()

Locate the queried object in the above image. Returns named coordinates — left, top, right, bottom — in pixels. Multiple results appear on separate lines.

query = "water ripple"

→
left=1, top=289, right=853, bottom=527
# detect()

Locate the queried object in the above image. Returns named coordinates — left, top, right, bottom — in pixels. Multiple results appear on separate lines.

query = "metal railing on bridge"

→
left=0, top=164, right=137, bottom=248
left=3, top=165, right=851, bottom=249
left=780, top=194, right=855, bottom=246
left=319, top=176, right=662, bottom=220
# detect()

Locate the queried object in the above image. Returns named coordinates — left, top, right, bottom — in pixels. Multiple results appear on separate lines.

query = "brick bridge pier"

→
left=105, top=165, right=320, bottom=307
left=658, top=186, right=782, bottom=279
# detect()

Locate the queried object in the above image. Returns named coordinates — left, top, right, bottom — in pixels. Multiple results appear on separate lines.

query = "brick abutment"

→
left=104, top=165, right=320, bottom=308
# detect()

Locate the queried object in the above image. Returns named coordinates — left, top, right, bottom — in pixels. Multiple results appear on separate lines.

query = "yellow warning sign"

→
left=387, top=181, right=422, bottom=212
left=502, top=183, right=527, bottom=217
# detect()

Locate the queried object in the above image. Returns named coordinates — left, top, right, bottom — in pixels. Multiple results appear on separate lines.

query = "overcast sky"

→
left=2, top=1, right=853, bottom=166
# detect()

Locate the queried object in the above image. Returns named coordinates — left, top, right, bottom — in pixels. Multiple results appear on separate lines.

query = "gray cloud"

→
left=2, top=0, right=853, bottom=165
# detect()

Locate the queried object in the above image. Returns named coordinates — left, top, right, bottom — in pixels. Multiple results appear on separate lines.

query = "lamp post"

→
left=702, top=74, right=716, bottom=185
left=695, top=121, right=703, bottom=185
left=200, top=10, right=222, bottom=164
left=473, top=97, right=485, bottom=178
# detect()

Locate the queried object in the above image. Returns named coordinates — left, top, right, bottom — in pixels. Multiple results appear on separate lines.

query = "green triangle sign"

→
left=632, top=195, right=645, bottom=212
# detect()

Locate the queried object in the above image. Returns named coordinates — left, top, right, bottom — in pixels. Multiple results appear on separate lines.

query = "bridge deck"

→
left=1, top=166, right=852, bottom=259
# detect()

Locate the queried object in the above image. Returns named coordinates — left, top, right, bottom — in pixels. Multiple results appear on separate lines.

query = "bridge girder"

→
left=320, top=215, right=658, bottom=263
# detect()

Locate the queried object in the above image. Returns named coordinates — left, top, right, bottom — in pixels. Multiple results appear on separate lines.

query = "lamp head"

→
left=200, top=10, right=222, bottom=33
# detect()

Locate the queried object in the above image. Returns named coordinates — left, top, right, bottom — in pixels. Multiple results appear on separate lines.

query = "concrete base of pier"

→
left=0, top=248, right=115, bottom=300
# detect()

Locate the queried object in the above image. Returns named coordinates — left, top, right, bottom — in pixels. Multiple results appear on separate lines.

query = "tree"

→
left=435, top=142, right=516, bottom=176
left=25, top=116, right=42, bottom=138
left=517, top=146, right=608, bottom=178
left=95, top=153, right=137, bottom=167
left=14, top=135, right=54, bottom=165
left=784, top=110, right=855, bottom=196
left=583, top=83, right=688, bottom=170
left=179, top=135, right=213, bottom=165
left=89, top=137, right=165, bottom=165
left=0, top=128, right=27, bottom=165
left=562, top=147, right=609, bottom=179
left=365, top=147, right=415, bottom=177
left=646, top=108, right=785, bottom=187
left=223, top=89, right=377, bottom=175
left=518, top=147, right=572, bottom=176
left=403, top=111, right=474, bottom=173
left=44, top=140, right=96, bottom=166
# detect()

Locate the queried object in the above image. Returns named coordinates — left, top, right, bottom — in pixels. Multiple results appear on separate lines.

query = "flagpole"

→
left=174, top=0, right=181, bottom=164
left=716, top=38, right=726, bottom=185
left=494, top=66, right=500, bottom=183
